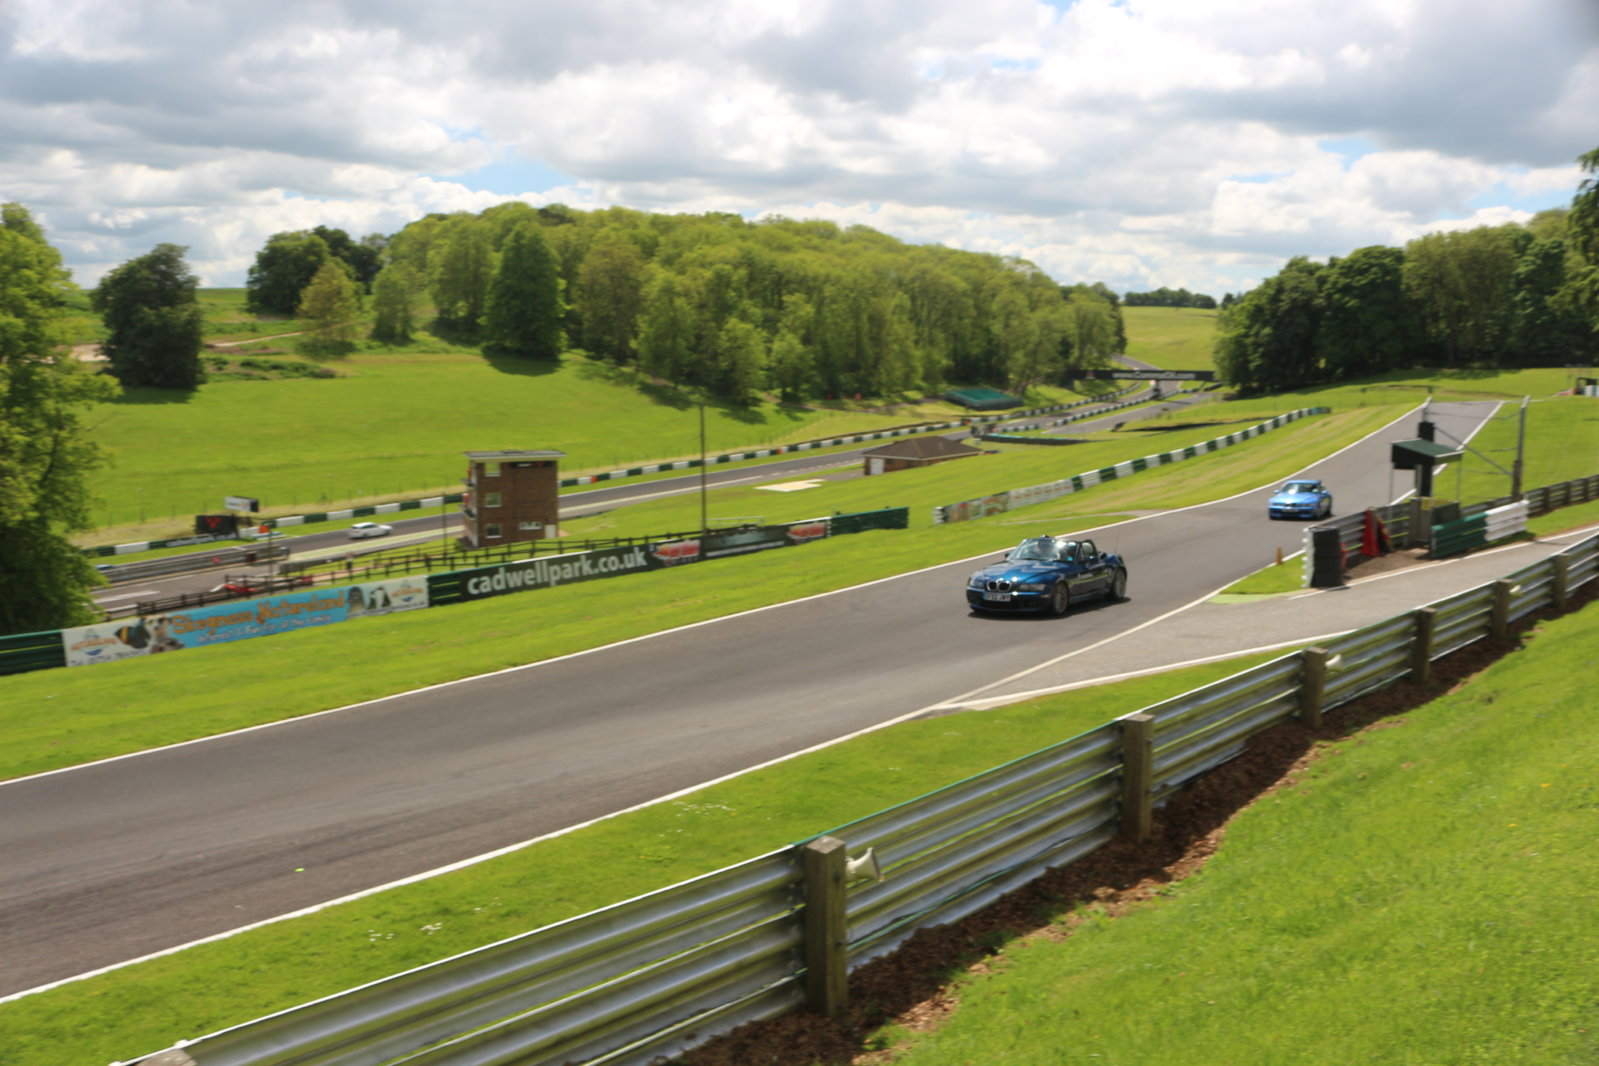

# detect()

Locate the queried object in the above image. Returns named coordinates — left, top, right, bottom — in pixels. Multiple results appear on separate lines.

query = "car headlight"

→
left=968, top=574, right=986, bottom=589
left=1016, top=582, right=1048, bottom=592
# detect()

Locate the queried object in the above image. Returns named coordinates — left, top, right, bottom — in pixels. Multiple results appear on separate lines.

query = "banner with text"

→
left=61, top=577, right=429, bottom=666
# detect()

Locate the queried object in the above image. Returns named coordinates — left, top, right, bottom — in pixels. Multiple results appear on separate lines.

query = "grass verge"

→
left=834, top=595, right=1599, bottom=1066
left=0, top=650, right=1286, bottom=1066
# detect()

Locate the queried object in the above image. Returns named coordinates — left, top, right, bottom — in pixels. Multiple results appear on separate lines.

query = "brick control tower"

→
left=461, top=449, right=566, bottom=548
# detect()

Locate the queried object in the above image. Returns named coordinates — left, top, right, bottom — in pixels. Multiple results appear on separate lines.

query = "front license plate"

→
left=983, top=591, right=1012, bottom=602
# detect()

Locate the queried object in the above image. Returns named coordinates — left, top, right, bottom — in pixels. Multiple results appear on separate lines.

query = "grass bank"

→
left=874, top=600, right=1599, bottom=1066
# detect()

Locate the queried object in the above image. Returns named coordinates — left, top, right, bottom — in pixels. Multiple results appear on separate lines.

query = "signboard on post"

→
left=225, top=496, right=261, bottom=513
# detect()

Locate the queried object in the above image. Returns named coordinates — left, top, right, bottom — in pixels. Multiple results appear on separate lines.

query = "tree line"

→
left=247, top=205, right=1128, bottom=403
left=1123, top=287, right=1218, bottom=309
left=1216, top=148, right=1599, bottom=394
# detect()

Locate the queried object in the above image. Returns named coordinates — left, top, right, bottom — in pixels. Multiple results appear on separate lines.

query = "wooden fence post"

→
left=1491, top=580, right=1515, bottom=640
left=1299, top=647, right=1329, bottom=729
left=1410, top=609, right=1436, bottom=685
left=1120, top=714, right=1155, bottom=843
left=801, top=836, right=849, bottom=1017
left=1552, top=556, right=1570, bottom=612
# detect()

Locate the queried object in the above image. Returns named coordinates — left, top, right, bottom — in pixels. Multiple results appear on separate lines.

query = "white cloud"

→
left=0, top=0, right=1594, bottom=296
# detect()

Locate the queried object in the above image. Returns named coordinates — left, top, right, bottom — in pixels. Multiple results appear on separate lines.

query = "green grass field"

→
left=1120, top=305, right=1218, bottom=371
left=876, top=602, right=1599, bottom=1066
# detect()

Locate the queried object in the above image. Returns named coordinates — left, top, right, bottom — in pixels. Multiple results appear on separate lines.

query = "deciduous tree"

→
left=369, top=263, right=420, bottom=345
left=0, top=203, right=118, bottom=635
left=429, top=216, right=494, bottom=335
left=577, top=235, right=648, bottom=363
left=297, top=260, right=361, bottom=353
left=246, top=231, right=333, bottom=316
left=92, top=243, right=205, bottom=389
left=482, top=222, right=564, bottom=359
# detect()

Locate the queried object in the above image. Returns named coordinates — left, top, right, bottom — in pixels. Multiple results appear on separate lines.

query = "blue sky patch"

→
left=442, top=154, right=574, bottom=196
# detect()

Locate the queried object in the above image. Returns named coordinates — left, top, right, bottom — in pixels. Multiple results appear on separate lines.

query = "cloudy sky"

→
left=3, top=0, right=1596, bottom=297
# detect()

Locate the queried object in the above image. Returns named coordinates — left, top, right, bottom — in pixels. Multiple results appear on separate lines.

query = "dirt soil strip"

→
left=675, top=580, right=1596, bottom=1066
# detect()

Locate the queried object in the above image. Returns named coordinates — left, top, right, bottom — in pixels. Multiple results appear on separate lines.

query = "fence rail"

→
left=129, top=526, right=1599, bottom=1066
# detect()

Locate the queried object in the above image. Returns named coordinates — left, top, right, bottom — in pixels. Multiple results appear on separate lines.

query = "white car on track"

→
left=348, top=522, right=393, bottom=540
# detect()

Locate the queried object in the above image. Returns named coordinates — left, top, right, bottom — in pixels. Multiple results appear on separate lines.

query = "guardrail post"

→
left=801, top=836, right=849, bottom=1017
left=1552, top=556, right=1571, bottom=612
left=1299, top=647, right=1329, bottom=729
left=1410, top=609, right=1436, bottom=685
left=1120, top=714, right=1155, bottom=843
left=138, top=1050, right=198, bottom=1065
left=1491, top=580, right=1514, bottom=640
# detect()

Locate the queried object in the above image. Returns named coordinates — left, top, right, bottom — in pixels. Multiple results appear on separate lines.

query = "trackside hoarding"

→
left=438, top=519, right=834, bottom=604
left=22, top=509, right=902, bottom=675
left=60, top=577, right=429, bottom=667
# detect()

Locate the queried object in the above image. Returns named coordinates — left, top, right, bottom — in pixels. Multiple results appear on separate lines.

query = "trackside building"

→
left=461, top=449, right=565, bottom=548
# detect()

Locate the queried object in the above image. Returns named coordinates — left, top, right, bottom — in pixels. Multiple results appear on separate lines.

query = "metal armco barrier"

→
left=125, top=528, right=1599, bottom=1066
left=94, top=545, right=289, bottom=585
left=1432, top=501, right=1529, bottom=558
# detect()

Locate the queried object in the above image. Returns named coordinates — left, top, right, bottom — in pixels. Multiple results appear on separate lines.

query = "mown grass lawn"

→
left=878, top=602, right=1599, bottom=1066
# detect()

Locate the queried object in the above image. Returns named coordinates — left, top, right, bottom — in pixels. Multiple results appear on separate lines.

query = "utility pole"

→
left=698, top=399, right=709, bottom=534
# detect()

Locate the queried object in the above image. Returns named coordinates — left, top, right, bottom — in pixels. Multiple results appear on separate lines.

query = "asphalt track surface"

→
left=1, top=400, right=1498, bottom=997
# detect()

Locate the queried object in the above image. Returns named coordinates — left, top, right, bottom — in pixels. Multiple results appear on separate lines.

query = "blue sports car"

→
left=966, top=535, right=1128, bottom=615
left=1267, top=479, right=1333, bottom=520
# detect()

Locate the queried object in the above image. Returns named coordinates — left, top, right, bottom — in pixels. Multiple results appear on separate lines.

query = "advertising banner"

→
left=454, top=544, right=661, bottom=602
left=451, top=519, right=837, bottom=603
left=61, top=577, right=429, bottom=666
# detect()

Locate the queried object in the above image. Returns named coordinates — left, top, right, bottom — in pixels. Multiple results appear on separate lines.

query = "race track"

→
left=0, top=400, right=1493, bottom=996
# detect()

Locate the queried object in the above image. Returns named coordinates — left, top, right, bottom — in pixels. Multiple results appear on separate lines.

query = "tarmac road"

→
left=1, top=400, right=1499, bottom=997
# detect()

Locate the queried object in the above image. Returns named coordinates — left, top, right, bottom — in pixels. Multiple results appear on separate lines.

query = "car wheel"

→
left=1048, top=581, right=1071, bottom=616
left=1110, top=568, right=1127, bottom=601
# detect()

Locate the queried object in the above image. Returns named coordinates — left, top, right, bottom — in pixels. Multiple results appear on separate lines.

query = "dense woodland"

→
left=1215, top=148, right=1599, bottom=394
left=247, top=206, right=1129, bottom=404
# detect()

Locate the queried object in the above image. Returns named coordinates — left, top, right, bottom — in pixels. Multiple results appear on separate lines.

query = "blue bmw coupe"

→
left=966, top=535, right=1128, bottom=615
left=1267, top=479, right=1333, bottom=520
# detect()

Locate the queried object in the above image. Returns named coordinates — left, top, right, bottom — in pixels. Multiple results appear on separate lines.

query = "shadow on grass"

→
left=110, top=384, right=197, bottom=405
left=478, top=349, right=563, bottom=378
left=675, top=583, right=1596, bottom=1066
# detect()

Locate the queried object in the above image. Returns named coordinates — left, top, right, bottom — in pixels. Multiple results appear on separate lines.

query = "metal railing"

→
left=126, top=528, right=1599, bottom=1066
left=279, top=529, right=717, bottom=582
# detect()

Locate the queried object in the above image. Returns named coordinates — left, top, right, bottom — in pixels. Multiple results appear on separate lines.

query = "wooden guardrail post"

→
left=801, top=836, right=849, bottom=1017
left=1120, top=714, right=1155, bottom=843
left=1410, top=609, right=1437, bottom=685
left=1299, top=647, right=1329, bottom=729
left=1551, top=556, right=1571, bottom=612
left=1491, top=580, right=1515, bottom=640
